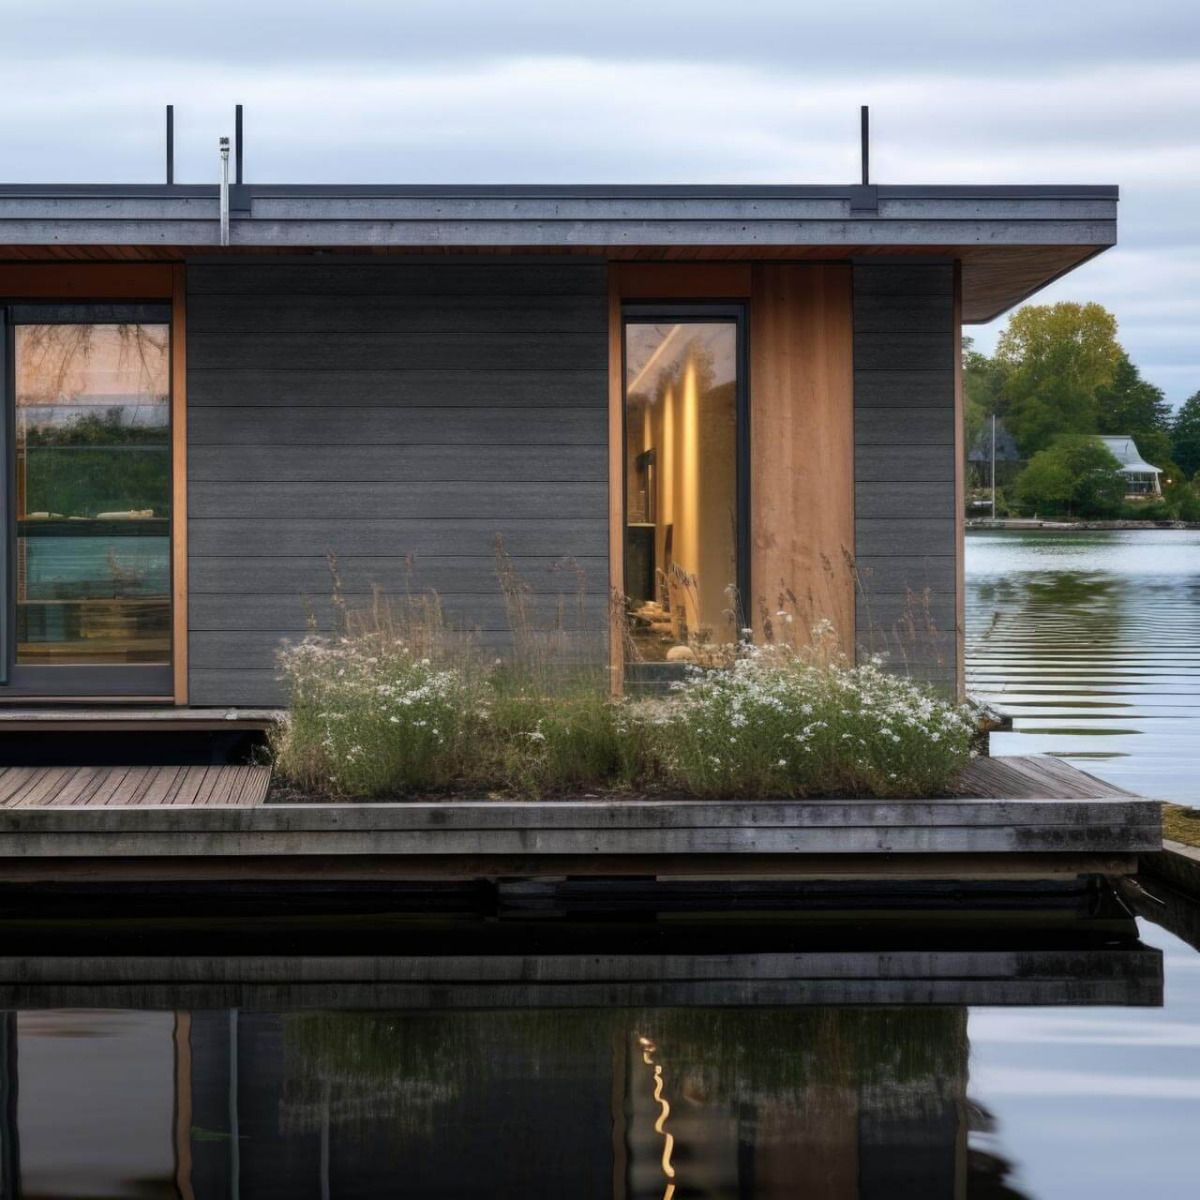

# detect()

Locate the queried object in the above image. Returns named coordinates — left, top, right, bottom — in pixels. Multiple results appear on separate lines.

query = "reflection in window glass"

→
left=14, top=323, right=171, bottom=665
left=623, top=320, right=738, bottom=664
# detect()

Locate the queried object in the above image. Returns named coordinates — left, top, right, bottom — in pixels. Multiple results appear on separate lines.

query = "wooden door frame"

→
left=606, top=262, right=856, bottom=694
left=607, top=264, right=753, bottom=693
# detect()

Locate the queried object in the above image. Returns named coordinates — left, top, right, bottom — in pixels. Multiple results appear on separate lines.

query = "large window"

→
left=623, top=309, right=746, bottom=666
left=3, top=304, right=172, bottom=694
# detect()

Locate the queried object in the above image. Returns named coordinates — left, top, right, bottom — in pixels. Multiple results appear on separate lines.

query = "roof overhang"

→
left=0, top=182, right=1117, bottom=323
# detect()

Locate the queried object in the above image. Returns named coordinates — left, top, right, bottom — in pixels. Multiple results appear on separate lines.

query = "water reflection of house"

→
left=0, top=1007, right=1007, bottom=1199
left=1097, top=434, right=1164, bottom=497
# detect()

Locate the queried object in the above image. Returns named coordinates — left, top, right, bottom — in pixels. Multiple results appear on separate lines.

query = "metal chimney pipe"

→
left=219, top=137, right=230, bottom=246
left=166, top=105, right=175, bottom=185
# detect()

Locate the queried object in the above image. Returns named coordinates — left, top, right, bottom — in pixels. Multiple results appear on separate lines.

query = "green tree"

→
left=962, top=336, right=1011, bottom=455
left=996, top=302, right=1121, bottom=456
left=1015, top=436, right=1126, bottom=518
left=25, top=408, right=169, bottom=518
left=1094, top=352, right=1173, bottom=466
left=1173, top=392, right=1200, bottom=479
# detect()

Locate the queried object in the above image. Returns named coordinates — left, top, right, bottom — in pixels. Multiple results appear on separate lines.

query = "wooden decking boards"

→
left=0, top=755, right=1133, bottom=812
left=0, top=756, right=1160, bottom=881
left=0, top=764, right=271, bottom=809
left=955, top=754, right=1137, bottom=801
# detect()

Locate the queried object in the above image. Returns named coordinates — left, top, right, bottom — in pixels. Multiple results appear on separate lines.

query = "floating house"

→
left=0, top=142, right=1161, bottom=886
left=1098, top=434, right=1164, bottom=497
left=0, top=161, right=1119, bottom=712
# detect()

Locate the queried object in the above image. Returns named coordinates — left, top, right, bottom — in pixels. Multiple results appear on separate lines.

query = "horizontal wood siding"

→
left=187, top=261, right=609, bottom=705
left=853, top=263, right=958, bottom=685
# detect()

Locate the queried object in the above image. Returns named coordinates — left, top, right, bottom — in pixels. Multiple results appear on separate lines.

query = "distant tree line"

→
left=965, top=302, right=1200, bottom=520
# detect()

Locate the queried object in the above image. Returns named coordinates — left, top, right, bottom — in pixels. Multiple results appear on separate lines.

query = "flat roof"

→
left=0, top=182, right=1118, bottom=323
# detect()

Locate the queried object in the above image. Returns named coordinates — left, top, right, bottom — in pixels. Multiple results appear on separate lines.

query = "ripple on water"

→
left=965, top=529, right=1200, bottom=802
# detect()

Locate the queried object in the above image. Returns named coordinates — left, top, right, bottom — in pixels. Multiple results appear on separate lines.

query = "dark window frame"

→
left=620, top=301, right=751, bottom=640
left=1, top=300, right=174, bottom=698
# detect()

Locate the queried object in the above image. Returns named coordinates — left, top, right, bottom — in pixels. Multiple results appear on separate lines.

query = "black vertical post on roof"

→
left=235, top=104, right=244, bottom=184
left=0, top=306, right=7, bottom=685
left=860, top=105, right=870, bottom=186
left=165, top=105, right=174, bottom=185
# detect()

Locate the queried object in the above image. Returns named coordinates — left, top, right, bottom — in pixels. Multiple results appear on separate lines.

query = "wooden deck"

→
left=0, top=755, right=1160, bottom=882
left=0, top=764, right=270, bottom=809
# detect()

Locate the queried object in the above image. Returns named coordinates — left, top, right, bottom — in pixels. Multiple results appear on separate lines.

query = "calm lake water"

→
left=3, top=529, right=1199, bottom=1197
left=966, top=528, right=1200, bottom=803
left=0, top=906, right=1195, bottom=1200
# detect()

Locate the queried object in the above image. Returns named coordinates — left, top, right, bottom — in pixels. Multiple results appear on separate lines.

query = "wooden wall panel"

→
left=614, top=263, right=751, bottom=300
left=0, top=263, right=173, bottom=299
left=749, top=264, right=855, bottom=651
left=187, top=260, right=609, bottom=707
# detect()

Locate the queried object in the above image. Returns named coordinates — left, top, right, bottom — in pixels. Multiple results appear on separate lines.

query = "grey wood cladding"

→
left=186, top=260, right=609, bottom=706
left=853, top=263, right=958, bottom=684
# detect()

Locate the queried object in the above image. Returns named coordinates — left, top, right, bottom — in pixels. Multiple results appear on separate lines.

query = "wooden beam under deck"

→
left=0, top=706, right=281, bottom=731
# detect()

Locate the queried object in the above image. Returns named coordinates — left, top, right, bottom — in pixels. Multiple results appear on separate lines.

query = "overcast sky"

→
left=4, top=1, right=1197, bottom=405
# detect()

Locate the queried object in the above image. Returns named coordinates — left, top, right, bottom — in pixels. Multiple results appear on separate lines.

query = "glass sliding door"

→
left=622, top=307, right=747, bottom=668
left=3, top=305, right=172, bottom=696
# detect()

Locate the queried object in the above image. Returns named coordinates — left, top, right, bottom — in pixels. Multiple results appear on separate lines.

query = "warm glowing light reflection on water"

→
left=637, top=1035, right=676, bottom=1199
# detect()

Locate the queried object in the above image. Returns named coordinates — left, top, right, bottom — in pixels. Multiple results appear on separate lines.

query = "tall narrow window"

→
left=4, top=305, right=172, bottom=695
left=623, top=310, right=745, bottom=667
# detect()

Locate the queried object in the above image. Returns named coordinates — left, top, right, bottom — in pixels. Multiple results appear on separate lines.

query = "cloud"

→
left=1, top=2, right=1196, bottom=401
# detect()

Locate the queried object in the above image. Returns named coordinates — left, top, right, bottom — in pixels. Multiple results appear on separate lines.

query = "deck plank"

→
left=955, top=755, right=1128, bottom=801
left=12, top=768, right=72, bottom=809
left=47, top=767, right=103, bottom=808
left=3, top=768, right=49, bottom=808
left=168, top=766, right=210, bottom=807
left=139, top=766, right=184, bottom=807
left=239, top=767, right=272, bottom=807
left=0, top=768, right=38, bottom=808
left=68, top=768, right=114, bottom=809
left=108, top=767, right=149, bottom=807
left=201, top=766, right=238, bottom=808
left=88, top=767, right=134, bottom=808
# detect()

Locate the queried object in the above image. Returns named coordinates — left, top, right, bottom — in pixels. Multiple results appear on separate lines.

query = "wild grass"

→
left=1163, top=804, right=1200, bottom=849
left=271, top=546, right=977, bottom=800
left=643, top=633, right=975, bottom=799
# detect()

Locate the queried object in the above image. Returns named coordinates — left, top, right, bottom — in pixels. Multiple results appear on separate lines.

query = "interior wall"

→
left=656, top=348, right=736, bottom=643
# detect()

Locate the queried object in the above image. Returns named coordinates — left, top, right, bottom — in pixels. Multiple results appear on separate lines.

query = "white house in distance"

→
left=1098, top=435, right=1164, bottom=497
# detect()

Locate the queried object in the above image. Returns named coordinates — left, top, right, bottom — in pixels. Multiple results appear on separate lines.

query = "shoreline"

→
left=967, top=518, right=1200, bottom=532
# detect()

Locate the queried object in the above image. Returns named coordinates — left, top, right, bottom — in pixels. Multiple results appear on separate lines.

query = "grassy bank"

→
left=1163, top=805, right=1200, bottom=849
